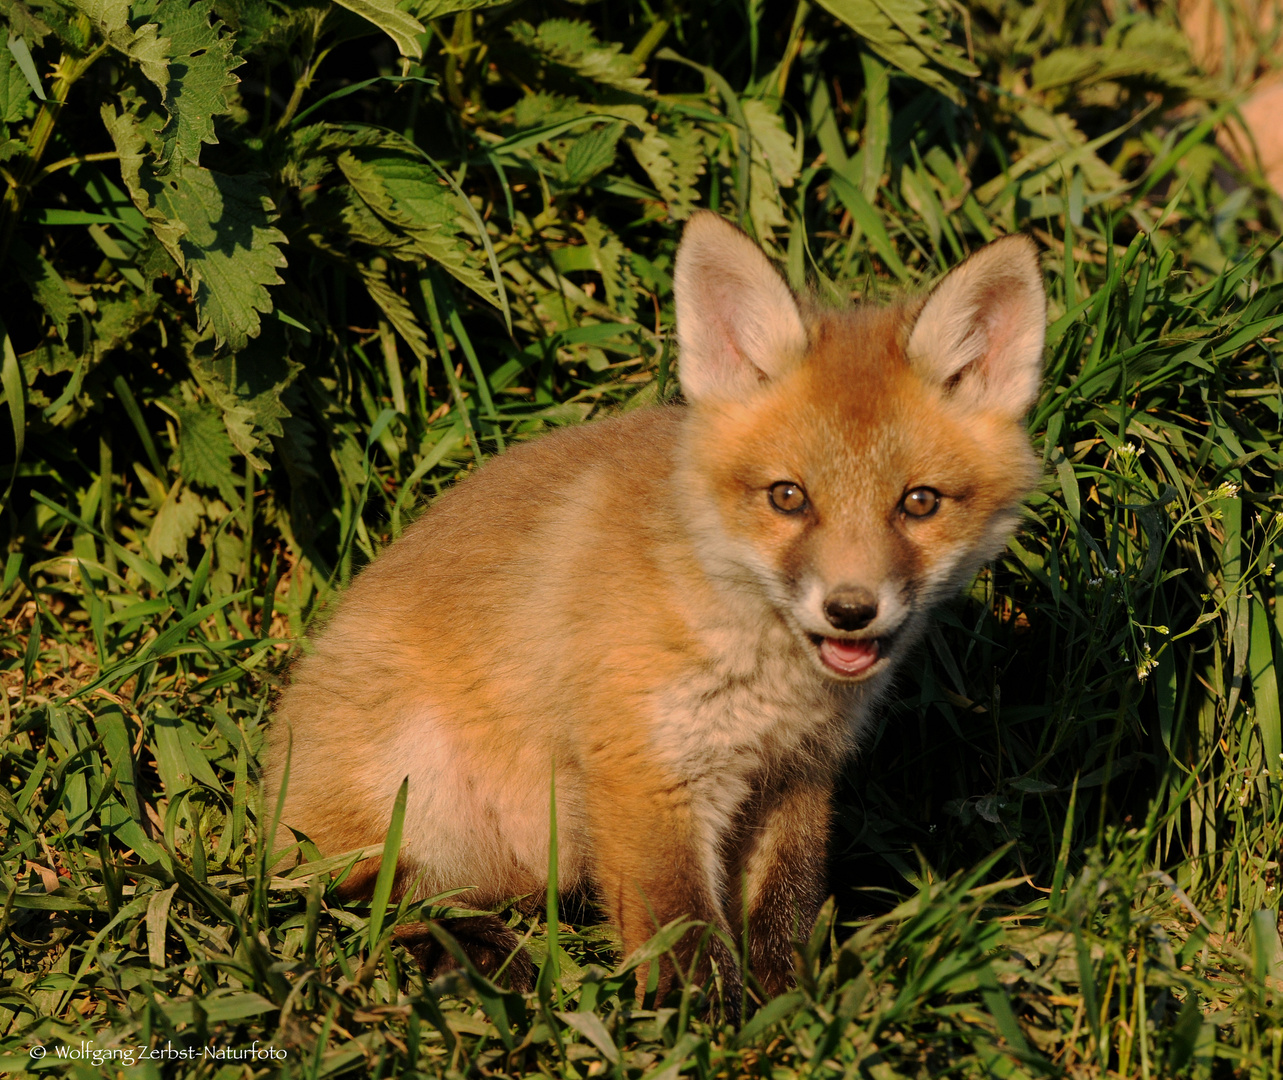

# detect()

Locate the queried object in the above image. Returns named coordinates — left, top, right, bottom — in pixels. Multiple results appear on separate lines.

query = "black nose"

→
left=823, top=587, right=878, bottom=631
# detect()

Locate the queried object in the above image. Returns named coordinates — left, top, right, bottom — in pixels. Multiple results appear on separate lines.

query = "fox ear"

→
left=906, top=235, right=1046, bottom=417
left=674, top=212, right=807, bottom=401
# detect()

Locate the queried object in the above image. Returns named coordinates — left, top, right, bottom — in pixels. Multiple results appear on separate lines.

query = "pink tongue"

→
left=819, top=637, right=880, bottom=676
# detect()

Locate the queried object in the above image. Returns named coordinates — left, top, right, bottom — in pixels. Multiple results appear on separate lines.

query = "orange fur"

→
left=263, top=213, right=1046, bottom=1016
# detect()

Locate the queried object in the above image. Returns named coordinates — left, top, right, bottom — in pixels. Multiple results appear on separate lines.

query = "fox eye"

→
left=769, top=481, right=808, bottom=514
left=901, top=487, right=940, bottom=518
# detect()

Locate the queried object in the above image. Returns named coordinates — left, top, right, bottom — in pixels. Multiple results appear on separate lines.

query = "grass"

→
left=1, top=0, right=1283, bottom=1076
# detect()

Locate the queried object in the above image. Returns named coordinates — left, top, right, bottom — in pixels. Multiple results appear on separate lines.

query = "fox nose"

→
left=823, top=587, right=879, bottom=631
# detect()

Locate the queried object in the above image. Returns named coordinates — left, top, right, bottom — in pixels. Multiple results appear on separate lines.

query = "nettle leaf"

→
left=0, top=40, right=37, bottom=123
left=171, top=397, right=239, bottom=497
left=1014, top=104, right=1122, bottom=195
left=1030, top=48, right=1103, bottom=93
left=409, top=0, right=508, bottom=21
left=564, top=120, right=624, bottom=186
left=338, top=147, right=498, bottom=307
left=185, top=322, right=301, bottom=470
left=154, top=167, right=288, bottom=348
left=511, top=90, right=586, bottom=131
left=151, top=0, right=243, bottom=165
left=575, top=219, right=639, bottom=320
left=12, top=240, right=78, bottom=338
left=104, top=105, right=287, bottom=350
left=508, top=19, right=649, bottom=93
left=626, top=118, right=709, bottom=220
left=815, top=0, right=976, bottom=106
left=2, top=3, right=56, bottom=49
left=331, top=0, right=425, bottom=58
left=744, top=99, right=800, bottom=189
left=743, top=99, right=799, bottom=244
left=147, top=479, right=204, bottom=560
left=361, top=267, right=431, bottom=362
left=73, top=0, right=169, bottom=93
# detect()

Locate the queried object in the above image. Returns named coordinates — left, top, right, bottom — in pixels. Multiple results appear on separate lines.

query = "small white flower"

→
left=1212, top=481, right=1240, bottom=499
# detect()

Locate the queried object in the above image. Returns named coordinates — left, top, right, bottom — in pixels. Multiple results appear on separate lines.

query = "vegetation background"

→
left=0, top=0, right=1281, bottom=1075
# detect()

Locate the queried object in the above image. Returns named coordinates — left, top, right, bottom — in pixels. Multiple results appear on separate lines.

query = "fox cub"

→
left=265, top=212, right=1046, bottom=1014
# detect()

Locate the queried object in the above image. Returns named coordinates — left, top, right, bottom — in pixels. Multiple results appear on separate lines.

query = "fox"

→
left=263, top=211, right=1047, bottom=1017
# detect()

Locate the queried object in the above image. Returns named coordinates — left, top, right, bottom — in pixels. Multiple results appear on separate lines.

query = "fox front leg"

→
left=733, top=778, right=834, bottom=999
left=587, top=772, right=744, bottom=1023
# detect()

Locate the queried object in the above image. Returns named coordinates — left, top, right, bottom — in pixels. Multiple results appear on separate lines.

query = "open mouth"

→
left=809, top=634, right=887, bottom=678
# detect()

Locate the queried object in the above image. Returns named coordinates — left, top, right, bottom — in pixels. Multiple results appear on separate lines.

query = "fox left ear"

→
left=906, top=235, right=1046, bottom=417
left=673, top=211, right=808, bottom=402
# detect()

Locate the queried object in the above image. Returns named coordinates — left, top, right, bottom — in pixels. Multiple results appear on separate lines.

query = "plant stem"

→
left=0, top=36, right=108, bottom=264
left=30, top=151, right=122, bottom=186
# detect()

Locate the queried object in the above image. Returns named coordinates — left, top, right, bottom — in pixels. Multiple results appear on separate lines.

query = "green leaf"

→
left=184, top=322, right=301, bottom=470
left=331, top=0, right=425, bottom=59
left=339, top=147, right=498, bottom=307
left=11, top=240, right=79, bottom=339
left=105, top=104, right=288, bottom=349
left=576, top=218, right=639, bottom=319
left=154, top=167, right=288, bottom=348
left=509, top=19, right=649, bottom=93
left=563, top=119, right=624, bottom=186
left=743, top=98, right=798, bottom=244
left=147, top=479, right=204, bottom=560
left=171, top=397, right=239, bottom=498
left=408, top=0, right=508, bottom=21
left=0, top=320, right=23, bottom=507
left=627, top=117, right=709, bottom=220
left=556, top=1011, right=620, bottom=1064
left=368, top=776, right=408, bottom=949
left=1, top=36, right=42, bottom=112
left=73, top=0, right=170, bottom=93
left=361, top=267, right=431, bottom=363
left=151, top=0, right=243, bottom=165
left=814, top=0, right=977, bottom=106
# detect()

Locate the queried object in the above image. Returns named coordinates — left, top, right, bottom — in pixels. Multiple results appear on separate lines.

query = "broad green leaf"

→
left=509, top=19, right=649, bottom=93
left=339, top=149, right=498, bottom=306
left=151, top=0, right=243, bottom=164
left=332, top=0, right=425, bottom=59
left=409, top=0, right=508, bottom=20
left=105, top=104, right=288, bottom=349
left=171, top=398, right=239, bottom=498
left=362, top=267, right=431, bottom=363
left=564, top=119, right=624, bottom=186
left=145, top=883, right=178, bottom=967
left=628, top=118, right=709, bottom=219
left=146, top=480, right=203, bottom=560
left=815, top=0, right=976, bottom=106
left=556, top=1011, right=620, bottom=1064
left=743, top=99, right=797, bottom=243
left=0, top=320, right=23, bottom=506
left=576, top=219, right=639, bottom=319
left=0, top=38, right=39, bottom=117
left=152, top=167, right=288, bottom=348
left=744, top=98, right=800, bottom=189
left=185, top=324, right=301, bottom=470
left=73, top=0, right=169, bottom=92
left=1031, top=47, right=1102, bottom=93
left=11, top=240, right=78, bottom=338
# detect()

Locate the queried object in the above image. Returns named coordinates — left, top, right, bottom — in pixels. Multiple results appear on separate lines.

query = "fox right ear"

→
left=673, top=212, right=807, bottom=401
left=906, top=235, right=1046, bottom=417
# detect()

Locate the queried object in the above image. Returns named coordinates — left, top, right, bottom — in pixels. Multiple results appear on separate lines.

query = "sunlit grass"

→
left=2, top=0, right=1282, bottom=1076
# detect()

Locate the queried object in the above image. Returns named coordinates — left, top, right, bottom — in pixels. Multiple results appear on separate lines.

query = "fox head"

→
left=672, top=212, right=1046, bottom=683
